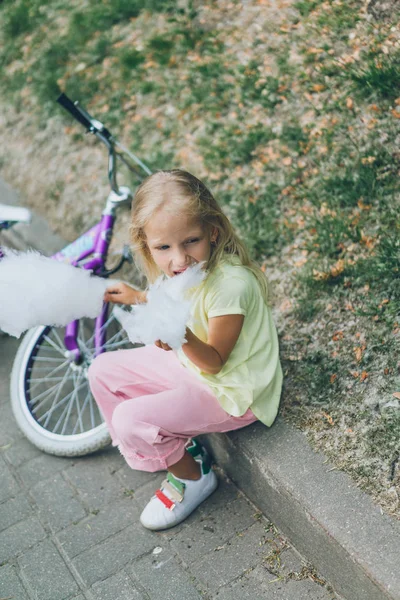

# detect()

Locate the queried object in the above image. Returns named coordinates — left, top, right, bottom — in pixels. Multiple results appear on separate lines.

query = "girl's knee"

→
left=111, top=402, right=159, bottom=446
left=87, top=352, right=119, bottom=383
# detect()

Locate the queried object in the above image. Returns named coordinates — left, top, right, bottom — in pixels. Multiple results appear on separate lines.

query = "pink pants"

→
left=88, top=345, right=257, bottom=472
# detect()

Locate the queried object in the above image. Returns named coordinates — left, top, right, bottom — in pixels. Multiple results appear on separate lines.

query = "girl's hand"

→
left=155, top=340, right=173, bottom=351
left=104, top=282, right=144, bottom=305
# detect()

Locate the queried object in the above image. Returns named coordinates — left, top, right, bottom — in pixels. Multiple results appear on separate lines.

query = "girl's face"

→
left=144, top=208, right=217, bottom=277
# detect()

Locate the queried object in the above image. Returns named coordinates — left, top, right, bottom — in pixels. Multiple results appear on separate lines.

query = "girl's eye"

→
left=158, top=245, right=169, bottom=251
left=185, top=238, right=199, bottom=244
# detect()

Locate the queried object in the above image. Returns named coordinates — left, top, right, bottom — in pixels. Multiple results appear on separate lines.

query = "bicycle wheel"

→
left=10, top=311, right=135, bottom=456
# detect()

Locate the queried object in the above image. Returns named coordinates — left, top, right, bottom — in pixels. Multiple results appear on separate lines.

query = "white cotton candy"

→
left=0, top=248, right=109, bottom=337
left=113, top=263, right=206, bottom=350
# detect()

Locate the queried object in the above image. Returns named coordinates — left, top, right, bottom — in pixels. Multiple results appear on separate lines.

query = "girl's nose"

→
left=172, top=247, right=189, bottom=267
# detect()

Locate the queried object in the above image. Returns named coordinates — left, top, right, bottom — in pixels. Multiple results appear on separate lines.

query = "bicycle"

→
left=5, top=94, right=152, bottom=457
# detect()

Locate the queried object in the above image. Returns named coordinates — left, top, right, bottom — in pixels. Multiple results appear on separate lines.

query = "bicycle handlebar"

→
left=57, top=93, right=121, bottom=193
left=57, top=93, right=151, bottom=194
left=57, top=93, right=112, bottom=139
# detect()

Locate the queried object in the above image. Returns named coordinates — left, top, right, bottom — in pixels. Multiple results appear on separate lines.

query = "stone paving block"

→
left=91, top=571, right=143, bottom=600
left=3, top=436, right=42, bottom=468
left=212, top=563, right=336, bottom=600
left=0, top=401, right=25, bottom=445
left=115, top=461, right=160, bottom=492
left=64, top=456, right=124, bottom=510
left=69, top=596, right=86, bottom=600
left=18, top=539, right=79, bottom=600
left=30, top=473, right=86, bottom=531
left=0, top=564, right=30, bottom=600
left=197, top=473, right=242, bottom=512
left=72, top=523, right=158, bottom=586
left=170, top=495, right=259, bottom=564
left=0, top=516, right=46, bottom=562
left=57, top=496, right=140, bottom=559
left=0, top=493, right=32, bottom=532
left=96, top=445, right=126, bottom=472
left=122, top=473, right=164, bottom=512
left=129, top=545, right=203, bottom=600
left=188, top=521, right=279, bottom=594
left=0, top=454, right=20, bottom=502
left=0, top=334, right=19, bottom=394
left=17, top=452, right=73, bottom=488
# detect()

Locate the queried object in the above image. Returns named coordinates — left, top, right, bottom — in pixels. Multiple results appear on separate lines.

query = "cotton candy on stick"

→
left=0, top=248, right=109, bottom=337
left=113, top=263, right=206, bottom=350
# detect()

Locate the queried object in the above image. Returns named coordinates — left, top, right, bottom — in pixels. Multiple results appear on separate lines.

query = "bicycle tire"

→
left=10, top=313, right=134, bottom=456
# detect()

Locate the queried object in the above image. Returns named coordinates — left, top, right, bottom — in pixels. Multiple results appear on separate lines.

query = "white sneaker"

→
left=140, top=463, right=218, bottom=531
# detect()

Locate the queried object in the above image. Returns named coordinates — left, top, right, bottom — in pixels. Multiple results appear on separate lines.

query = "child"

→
left=88, top=169, right=282, bottom=531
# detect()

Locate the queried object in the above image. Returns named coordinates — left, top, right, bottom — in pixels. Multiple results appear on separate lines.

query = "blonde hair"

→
left=129, top=169, right=269, bottom=303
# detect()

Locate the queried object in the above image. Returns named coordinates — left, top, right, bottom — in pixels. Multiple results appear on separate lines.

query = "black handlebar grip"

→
left=57, top=93, right=93, bottom=130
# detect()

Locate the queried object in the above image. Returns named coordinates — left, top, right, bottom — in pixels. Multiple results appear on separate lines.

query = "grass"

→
left=0, top=0, right=399, bottom=517
left=350, top=48, right=400, bottom=101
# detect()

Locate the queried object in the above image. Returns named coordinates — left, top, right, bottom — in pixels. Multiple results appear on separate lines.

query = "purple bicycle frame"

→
left=50, top=212, right=116, bottom=361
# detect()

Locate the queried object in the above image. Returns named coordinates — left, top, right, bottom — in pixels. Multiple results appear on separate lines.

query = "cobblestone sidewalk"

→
left=0, top=333, right=338, bottom=600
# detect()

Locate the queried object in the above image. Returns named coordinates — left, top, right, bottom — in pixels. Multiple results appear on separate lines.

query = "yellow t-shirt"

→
left=177, top=256, right=282, bottom=426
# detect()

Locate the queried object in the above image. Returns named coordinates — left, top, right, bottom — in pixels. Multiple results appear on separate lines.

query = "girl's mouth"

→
left=173, top=268, right=187, bottom=275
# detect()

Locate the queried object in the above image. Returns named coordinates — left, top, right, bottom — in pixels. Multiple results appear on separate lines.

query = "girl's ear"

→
left=210, top=226, right=219, bottom=244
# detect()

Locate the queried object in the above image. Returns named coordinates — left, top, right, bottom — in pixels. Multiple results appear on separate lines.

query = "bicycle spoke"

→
left=51, top=328, right=65, bottom=349
left=30, top=375, right=75, bottom=407
left=41, top=367, right=72, bottom=429
left=33, top=357, right=66, bottom=363
left=103, top=328, right=127, bottom=346
left=38, top=380, right=87, bottom=428
left=30, top=362, right=70, bottom=373
left=28, top=358, right=71, bottom=391
left=89, top=389, right=96, bottom=430
left=42, top=334, right=66, bottom=354
left=60, top=371, right=84, bottom=435
left=72, top=387, right=90, bottom=434
left=29, top=375, right=71, bottom=383
left=85, top=313, right=117, bottom=348
left=52, top=390, right=76, bottom=434
left=103, top=338, right=131, bottom=351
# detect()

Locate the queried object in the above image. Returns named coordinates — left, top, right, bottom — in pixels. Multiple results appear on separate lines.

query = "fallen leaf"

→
left=360, top=371, right=368, bottom=381
left=346, top=97, right=354, bottom=109
left=294, top=257, right=307, bottom=268
left=361, top=156, right=376, bottom=165
left=393, top=392, right=400, bottom=400
left=330, top=259, right=345, bottom=277
left=357, top=198, right=372, bottom=210
left=332, top=331, right=344, bottom=341
left=313, top=269, right=329, bottom=281
left=307, top=48, right=325, bottom=54
left=354, top=347, right=363, bottom=362
left=321, top=411, right=334, bottom=425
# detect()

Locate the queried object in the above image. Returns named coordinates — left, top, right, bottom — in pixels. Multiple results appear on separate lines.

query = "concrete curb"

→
left=200, top=420, right=400, bottom=600
left=2, top=177, right=400, bottom=600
